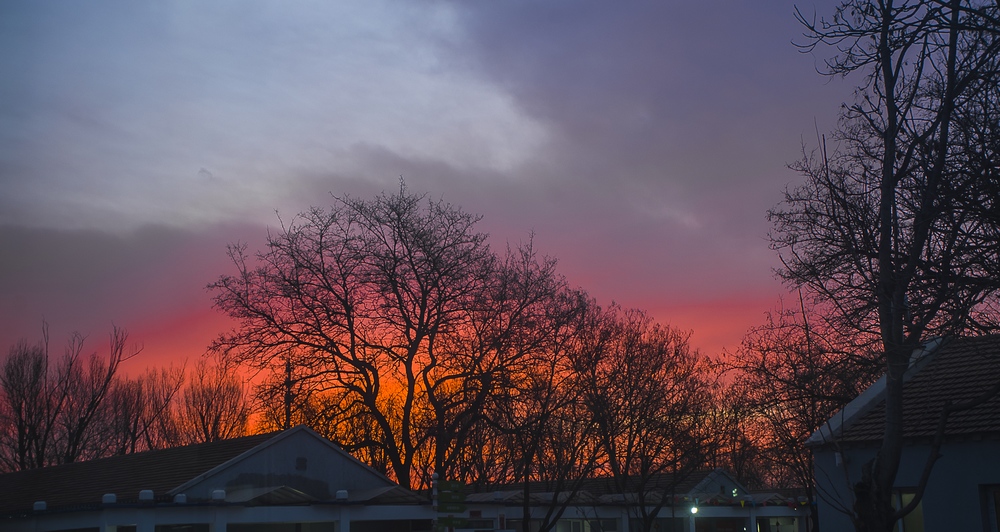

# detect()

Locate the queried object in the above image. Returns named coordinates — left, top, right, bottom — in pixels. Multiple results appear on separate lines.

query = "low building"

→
left=0, top=426, right=428, bottom=532
left=461, top=469, right=809, bottom=532
left=808, top=335, right=1000, bottom=531
left=0, top=426, right=809, bottom=532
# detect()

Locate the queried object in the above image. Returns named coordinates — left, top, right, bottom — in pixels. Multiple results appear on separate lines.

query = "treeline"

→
left=0, top=186, right=871, bottom=530
left=202, top=184, right=870, bottom=512
left=0, top=326, right=251, bottom=472
left=208, top=186, right=724, bottom=496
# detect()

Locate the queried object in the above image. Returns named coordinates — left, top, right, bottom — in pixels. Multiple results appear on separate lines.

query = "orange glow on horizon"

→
left=119, top=308, right=236, bottom=376
left=647, top=295, right=774, bottom=358
left=114, top=293, right=774, bottom=376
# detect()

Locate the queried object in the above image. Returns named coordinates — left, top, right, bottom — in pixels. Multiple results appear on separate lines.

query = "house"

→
left=462, top=469, right=809, bottom=532
left=807, top=335, right=1000, bottom=531
left=0, top=425, right=429, bottom=532
left=0, top=425, right=809, bottom=532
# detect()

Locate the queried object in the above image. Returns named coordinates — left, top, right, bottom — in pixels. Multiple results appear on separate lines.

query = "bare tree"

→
left=210, top=184, right=571, bottom=489
left=701, top=384, right=770, bottom=491
left=577, top=305, right=710, bottom=532
left=57, top=328, right=140, bottom=463
left=0, top=325, right=139, bottom=470
left=0, top=339, right=52, bottom=471
left=724, top=298, right=881, bottom=531
left=103, top=365, right=185, bottom=454
left=253, top=356, right=325, bottom=433
left=422, top=241, right=580, bottom=488
left=178, top=359, right=250, bottom=444
left=776, top=2, right=1000, bottom=529
left=492, top=301, right=599, bottom=532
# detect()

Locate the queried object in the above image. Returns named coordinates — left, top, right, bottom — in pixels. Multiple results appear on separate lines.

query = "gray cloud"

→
left=0, top=0, right=855, bottom=355
left=0, top=223, right=261, bottom=363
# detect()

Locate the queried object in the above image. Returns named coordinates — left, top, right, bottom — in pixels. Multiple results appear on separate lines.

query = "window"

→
left=757, top=517, right=798, bottom=532
left=555, top=521, right=582, bottom=532
left=588, top=519, right=618, bottom=532
left=892, top=490, right=924, bottom=532
left=982, top=485, right=1000, bottom=532
left=628, top=518, right=682, bottom=532
left=154, top=526, right=209, bottom=532
left=508, top=519, right=541, bottom=532
left=464, top=518, right=496, bottom=529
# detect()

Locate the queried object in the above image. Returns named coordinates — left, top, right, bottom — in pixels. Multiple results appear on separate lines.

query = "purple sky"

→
left=0, top=1, right=853, bottom=369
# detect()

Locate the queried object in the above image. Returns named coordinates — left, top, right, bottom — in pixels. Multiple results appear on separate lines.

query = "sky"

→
left=0, top=1, right=854, bottom=371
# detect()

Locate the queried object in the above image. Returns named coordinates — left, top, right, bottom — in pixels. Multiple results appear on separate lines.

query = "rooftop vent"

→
left=212, top=489, right=226, bottom=502
left=139, top=490, right=154, bottom=502
left=173, top=494, right=187, bottom=504
left=32, top=501, right=46, bottom=511
left=335, top=490, right=349, bottom=501
left=102, top=493, right=116, bottom=504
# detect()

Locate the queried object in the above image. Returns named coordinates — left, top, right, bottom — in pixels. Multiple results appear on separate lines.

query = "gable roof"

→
left=0, top=431, right=276, bottom=516
left=167, top=424, right=395, bottom=498
left=0, top=425, right=415, bottom=517
left=809, top=335, right=1000, bottom=446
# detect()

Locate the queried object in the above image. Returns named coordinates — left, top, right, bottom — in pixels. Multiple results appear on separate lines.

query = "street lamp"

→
left=689, top=498, right=699, bottom=532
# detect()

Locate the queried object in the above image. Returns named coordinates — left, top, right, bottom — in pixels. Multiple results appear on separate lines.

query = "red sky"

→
left=0, top=1, right=852, bottom=370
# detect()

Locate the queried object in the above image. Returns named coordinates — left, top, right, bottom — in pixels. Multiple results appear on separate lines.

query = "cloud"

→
left=0, top=223, right=259, bottom=366
left=0, top=0, right=547, bottom=231
left=0, top=0, right=856, bottom=356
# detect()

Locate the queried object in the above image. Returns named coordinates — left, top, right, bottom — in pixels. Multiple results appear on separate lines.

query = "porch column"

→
left=340, top=505, right=351, bottom=532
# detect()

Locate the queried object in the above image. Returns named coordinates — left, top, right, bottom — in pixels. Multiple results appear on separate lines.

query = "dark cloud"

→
left=0, top=0, right=857, bottom=357
left=0, top=223, right=261, bottom=365
left=447, top=0, right=849, bottom=202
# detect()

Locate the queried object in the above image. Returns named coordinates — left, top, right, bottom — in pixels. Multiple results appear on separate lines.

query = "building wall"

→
left=4, top=500, right=809, bottom=532
left=814, top=439, right=1000, bottom=531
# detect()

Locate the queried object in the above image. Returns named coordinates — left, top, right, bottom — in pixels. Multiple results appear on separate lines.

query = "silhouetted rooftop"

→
left=830, top=335, right=1000, bottom=444
left=0, top=432, right=277, bottom=516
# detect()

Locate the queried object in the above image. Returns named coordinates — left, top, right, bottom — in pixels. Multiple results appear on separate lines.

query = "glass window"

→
left=509, top=519, right=542, bottom=532
left=994, top=489, right=1000, bottom=532
left=892, top=491, right=924, bottom=532
left=757, top=517, right=798, bottom=532
left=982, top=485, right=1000, bottom=532
left=588, top=519, right=618, bottom=532
left=555, top=521, right=583, bottom=532
left=628, top=518, right=683, bottom=532
left=155, top=526, right=210, bottom=532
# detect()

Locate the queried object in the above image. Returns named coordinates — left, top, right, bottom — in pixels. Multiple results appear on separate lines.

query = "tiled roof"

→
left=0, top=432, right=277, bottom=516
left=839, top=335, right=1000, bottom=443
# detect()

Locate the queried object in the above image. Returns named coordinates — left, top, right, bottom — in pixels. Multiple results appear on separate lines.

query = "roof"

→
left=809, top=335, right=1000, bottom=446
left=0, top=432, right=276, bottom=515
left=464, top=469, right=750, bottom=506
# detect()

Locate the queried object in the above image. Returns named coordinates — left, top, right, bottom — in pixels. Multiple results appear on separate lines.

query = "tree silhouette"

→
left=724, top=298, right=881, bottom=531
left=178, top=358, right=250, bottom=444
left=0, top=325, right=139, bottom=471
left=210, top=183, right=571, bottom=488
left=577, top=305, right=709, bottom=532
left=776, top=1, right=1000, bottom=529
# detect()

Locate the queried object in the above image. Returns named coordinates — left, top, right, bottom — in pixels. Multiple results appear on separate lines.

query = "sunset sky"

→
left=1, top=1, right=854, bottom=371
